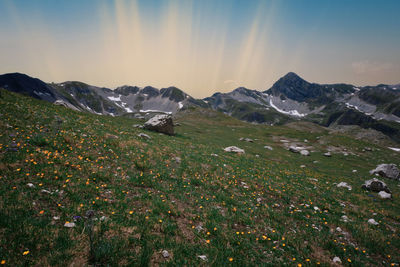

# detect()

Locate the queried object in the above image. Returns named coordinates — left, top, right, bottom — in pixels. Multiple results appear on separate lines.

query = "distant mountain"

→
left=1, top=71, right=399, bottom=141
left=0, top=73, right=205, bottom=116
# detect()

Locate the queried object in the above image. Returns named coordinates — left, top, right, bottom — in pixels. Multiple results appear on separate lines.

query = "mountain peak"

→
left=281, top=72, right=304, bottom=82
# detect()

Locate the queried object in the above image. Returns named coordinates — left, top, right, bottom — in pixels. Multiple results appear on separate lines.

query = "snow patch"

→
left=107, top=95, right=121, bottom=101
left=388, top=147, right=400, bottom=152
left=269, top=99, right=306, bottom=117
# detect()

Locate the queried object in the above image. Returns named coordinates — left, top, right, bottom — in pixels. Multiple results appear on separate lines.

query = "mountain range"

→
left=1, top=72, right=400, bottom=141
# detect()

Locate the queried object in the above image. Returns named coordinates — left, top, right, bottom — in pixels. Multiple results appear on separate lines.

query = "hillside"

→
left=1, top=72, right=400, bottom=143
left=1, top=89, right=400, bottom=265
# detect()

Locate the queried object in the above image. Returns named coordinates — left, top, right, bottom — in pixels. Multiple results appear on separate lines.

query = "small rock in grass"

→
left=162, top=250, right=170, bottom=258
left=41, top=189, right=51, bottom=194
left=174, top=157, right=181, bottom=163
left=27, top=183, right=35, bottom=188
left=300, top=150, right=310, bottom=156
left=197, top=255, right=208, bottom=261
left=368, top=218, right=379, bottom=225
left=378, top=191, right=391, bottom=199
left=336, top=227, right=342, bottom=232
left=223, top=146, right=245, bottom=154
left=332, top=256, right=342, bottom=264
left=138, top=133, right=151, bottom=139
left=264, top=145, right=273, bottom=150
left=64, top=222, right=76, bottom=228
left=341, top=215, right=349, bottom=222
left=337, top=182, right=352, bottom=190
left=53, top=216, right=60, bottom=220
left=323, top=152, right=331, bottom=157
left=211, top=153, right=218, bottom=157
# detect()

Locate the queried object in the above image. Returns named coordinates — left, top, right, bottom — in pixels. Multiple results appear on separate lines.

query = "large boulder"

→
left=144, top=114, right=174, bottom=135
left=369, top=164, right=400, bottom=180
left=362, top=178, right=391, bottom=193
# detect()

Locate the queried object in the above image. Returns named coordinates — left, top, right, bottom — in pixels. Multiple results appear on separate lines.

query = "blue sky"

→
left=1, top=0, right=399, bottom=97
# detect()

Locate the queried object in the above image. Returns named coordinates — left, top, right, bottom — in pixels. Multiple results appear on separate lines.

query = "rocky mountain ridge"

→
left=1, top=71, right=399, bottom=141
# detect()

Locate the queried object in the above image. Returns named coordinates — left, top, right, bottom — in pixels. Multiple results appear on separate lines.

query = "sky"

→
left=0, top=0, right=399, bottom=98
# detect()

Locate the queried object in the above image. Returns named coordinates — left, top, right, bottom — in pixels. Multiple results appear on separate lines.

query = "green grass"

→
left=0, top=89, right=399, bottom=266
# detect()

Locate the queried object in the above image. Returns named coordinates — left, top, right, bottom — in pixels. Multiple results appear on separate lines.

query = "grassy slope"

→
left=0, top=89, right=399, bottom=266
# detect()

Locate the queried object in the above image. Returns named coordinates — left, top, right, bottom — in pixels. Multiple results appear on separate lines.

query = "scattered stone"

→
left=368, top=218, right=379, bottom=225
left=378, top=191, right=392, bottom=199
left=211, top=153, right=218, bottom=157
left=144, top=114, right=174, bottom=135
left=300, top=150, right=310, bottom=156
left=197, top=255, right=208, bottom=261
left=323, top=152, right=331, bottom=157
left=352, top=170, right=357, bottom=173
left=336, top=227, right=342, bottom=232
left=337, top=182, right=352, bottom=190
left=64, top=222, right=76, bottom=228
left=300, top=165, right=306, bottom=168
left=341, top=215, right=349, bottom=222
left=289, top=146, right=306, bottom=153
left=53, top=216, right=60, bottom=220
left=195, top=224, right=204, bottom=233
left=133, top=124, right=143, bottom=128
left=41, top=189, right=52, bottom=194
left=332, top=256, right=342, bottom=264
left=362, top=178, right=391, bottom=193
left=264, top=145, right=273, bottom=150
left=138, top=133, right=151, bottom=139
left=239, top=137, right=254, bottom=142
left=369, top=164, right=400, bottom=180
left=174, top=157, right=181, bottom=164
left=223, top=146, right=245, bottom=154
left=27, top=183, right=35, bottom=188
left=161, top=250, right=170, bottom=258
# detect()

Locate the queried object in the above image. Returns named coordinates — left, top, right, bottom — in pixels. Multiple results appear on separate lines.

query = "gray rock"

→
left=362, top=178, right=391, bottom=193
left=378, top=191, right=392, bottom=199
left=341, top=215, right=349, bottom=222
left=323, top=152, right=331, bottom=157
left=162, top=250, right=170, bottom=258
left=264, top=145, right=273, bottom=150
left=174, top=157, right=181, bottom=163
left=223, top=146, right=245, bottom=154
left=332, top=256, right=342, bottom=264
left=144, top=115, right=174, bottom=135
left=337, top=182, right=352, bottom=190
left=300, top=150, right=310, bottom=156
left=133, top=124, right=144, bottom=128
left=289, top=145, right=305, bottom=153
left=369, top=164, right=400, bottom=180
left=138, top=133, right=151, bottom=139
left=197, top=255, right=208, bottom=261
left=368, top=218, right=379, bottom=225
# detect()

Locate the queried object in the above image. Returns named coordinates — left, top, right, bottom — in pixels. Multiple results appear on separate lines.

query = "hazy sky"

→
left=1, top=0, right=399, bottom=97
